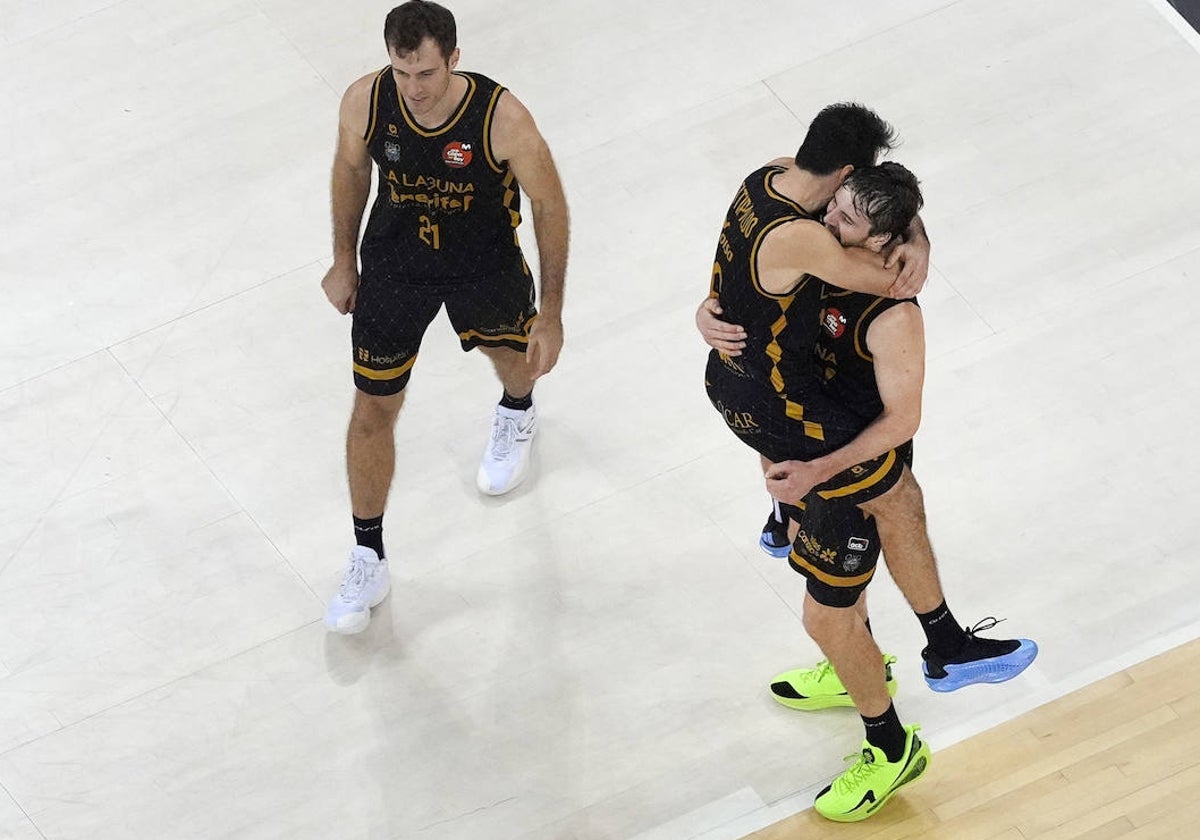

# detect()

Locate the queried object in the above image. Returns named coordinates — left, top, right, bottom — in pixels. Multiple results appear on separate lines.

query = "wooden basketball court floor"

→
left=1, top=0, right=1198, bottom=838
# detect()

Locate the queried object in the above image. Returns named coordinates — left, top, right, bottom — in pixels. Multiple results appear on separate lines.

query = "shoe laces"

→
left=966, top=616, right=1005, bottom=637
left=832, top=747, right=879, bottom=793
left=488, top=413, right=518, bottom=459
left=813, top=659, right=836, bottom=683
left=338, top=554, right=371, bottom=600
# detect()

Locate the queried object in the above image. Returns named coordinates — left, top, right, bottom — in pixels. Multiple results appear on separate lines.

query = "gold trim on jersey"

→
left=363, top=67, right=389, bottom=143
left=762, top=166, right=811, bottom=216
left=788, top=550, right=876, bottom=588
left=482, top=84, right=506, bottom=174
left=816, top=448, right=898, bottom=500
left=780, top=399, right=825, bottom=440
left=749, top=218, right=809, bottom=300
left=500, top=169, right=523, bottom=250
left=853, top=297, right=888, bottom=363
left=354, top=355, right=418, bottom=381
left=398, top=72, right=477, bottom=137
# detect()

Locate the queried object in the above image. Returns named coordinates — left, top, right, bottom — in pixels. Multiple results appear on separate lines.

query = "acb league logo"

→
left=442, top=141, right=472, bottom=168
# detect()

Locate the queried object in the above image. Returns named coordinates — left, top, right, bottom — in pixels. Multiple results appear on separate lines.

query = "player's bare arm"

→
left=757, top=220, right=899, bottom=297
left=765, top=303, right=925, bottom=502
left=885, top=213, right=930, bottom=297
left=322, top=75, right=376, bottom=314
left=695, top=296, right=747, bottom=355
left=490, top=90, right=569, bottom=378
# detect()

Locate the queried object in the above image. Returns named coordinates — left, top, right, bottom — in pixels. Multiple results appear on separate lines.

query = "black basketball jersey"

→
left=360, top=70, right=527, bottom=284
left=709, top=165, right=824, bottom=403
left=813, top=283, right=919, bottom=422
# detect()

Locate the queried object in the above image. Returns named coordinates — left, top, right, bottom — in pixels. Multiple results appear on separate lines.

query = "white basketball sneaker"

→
left=324, top=546, right=390, bottom=634
left=476, top=403, right=537, bottom=495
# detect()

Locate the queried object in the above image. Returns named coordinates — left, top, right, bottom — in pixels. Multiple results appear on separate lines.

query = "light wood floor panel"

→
left=744, top=636, right=1200, bottom=839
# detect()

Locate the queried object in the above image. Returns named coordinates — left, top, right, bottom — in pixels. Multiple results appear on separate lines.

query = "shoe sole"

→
left=476, top=464, right=529, bottom=495
left=325, top=578, right=391, bottom=635
left=924, top=639, right=1039, bottom=692
left=771, top=678, right=898, bottom=711
left=758, top=535, right=790, bottom=558
left=818, top=742, right=932, bottom=823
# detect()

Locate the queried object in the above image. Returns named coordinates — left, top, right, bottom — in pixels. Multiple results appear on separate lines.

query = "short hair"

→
left=384, top=1, right=457, bottom=60
left=794, top=103, right=896, bottom=175
left=844, top=162, right=924, bottom=240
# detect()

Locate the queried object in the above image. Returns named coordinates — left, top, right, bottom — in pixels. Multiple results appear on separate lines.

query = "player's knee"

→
left=350, top=391, right=404, bottom=436
left=802, top=598, right=853, bottom=644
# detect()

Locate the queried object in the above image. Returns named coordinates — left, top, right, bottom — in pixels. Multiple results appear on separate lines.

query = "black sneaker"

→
left=759, top=511, right=790, bottom=558
left=922, top=617, right=1038, bottom=692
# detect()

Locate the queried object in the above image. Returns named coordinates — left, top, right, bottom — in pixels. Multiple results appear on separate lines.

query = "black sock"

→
left=862, top=702, right=907, bottom=763
left=499, top=389, right=533, bottom=411
left=917, top=601, right=968, bottom=658
left=353, top=515, right=385, bottom=559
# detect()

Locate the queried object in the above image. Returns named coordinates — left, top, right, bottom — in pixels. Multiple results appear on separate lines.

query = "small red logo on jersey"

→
left=443, top=141, right=473, bottom=168
left=822, top=307, right=847, bottom=338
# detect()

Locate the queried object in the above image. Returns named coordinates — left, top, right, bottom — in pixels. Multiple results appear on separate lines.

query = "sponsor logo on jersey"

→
left=387, top=123, right=399, bottom=136
left=822, top=307, right=847, bottom=338
left=844, top=554, right=863, bottom=572
left=443, top=141, right=473, bottom=168
left=384, top=141, right=401, bottom=162
left=848, top=536, right=870, bottom=552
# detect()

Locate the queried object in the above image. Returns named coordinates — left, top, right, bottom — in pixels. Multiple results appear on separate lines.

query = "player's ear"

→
left=448, top=47, right=460, bottom=70
left=868, top=232, right=893, bottom=252
left=836, top=164, right=855, bottom=186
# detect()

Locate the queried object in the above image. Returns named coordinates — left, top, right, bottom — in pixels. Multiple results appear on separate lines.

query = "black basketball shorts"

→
left=784, top=441, right=914, bottom=608
left=350, top=269, right=537, bottom=396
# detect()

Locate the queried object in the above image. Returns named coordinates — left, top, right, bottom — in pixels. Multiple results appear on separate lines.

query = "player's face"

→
left=390, top=38, right=459, bottom=118
left=822, top=186, right=877, bottom=248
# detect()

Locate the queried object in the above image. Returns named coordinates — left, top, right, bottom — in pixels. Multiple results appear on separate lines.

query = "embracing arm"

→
left=884, top=214, right=931, bottom=298
left=758, top=220, right=902, bottom=297
left=492, top=91, right=570, bottom=376
left=765, top=303, right=925, bottom=502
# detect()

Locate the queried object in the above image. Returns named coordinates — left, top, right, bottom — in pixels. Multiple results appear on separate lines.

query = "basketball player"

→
left=697, top=109, right=1035, bottom=716
left=703, top=123, right=1036, bottom=819
left=320, top=1, right=569, bottom=634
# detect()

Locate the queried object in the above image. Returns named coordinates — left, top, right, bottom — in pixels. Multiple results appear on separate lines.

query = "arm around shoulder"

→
left=762, top=220, right=899, bottom=296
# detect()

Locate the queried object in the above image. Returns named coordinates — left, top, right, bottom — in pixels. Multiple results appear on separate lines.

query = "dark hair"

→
left=843, top=162, right=923, bottom=240
left=794, top=103, right=896, bottom=175
left=384, top=1, right=457, bottom=60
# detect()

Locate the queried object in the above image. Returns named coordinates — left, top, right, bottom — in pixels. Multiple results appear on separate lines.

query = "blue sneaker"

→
left=922, top=617, right=1038, bottom=692
left=759, top=512, right=790, bottom=558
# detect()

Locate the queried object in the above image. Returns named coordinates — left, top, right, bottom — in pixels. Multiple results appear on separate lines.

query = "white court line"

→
left=1145, top=0, right=1200, bottom=52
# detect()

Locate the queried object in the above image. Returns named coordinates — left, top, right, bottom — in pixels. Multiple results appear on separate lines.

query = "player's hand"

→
left=764, top=459, right=825, bottom=505
left=322, top=260, right=360, bottom=314
left=526, top=316, right=564, bottom=378
left=696, top=297, right=747, bottom=355
left=884, top=238, right=929, bottom=299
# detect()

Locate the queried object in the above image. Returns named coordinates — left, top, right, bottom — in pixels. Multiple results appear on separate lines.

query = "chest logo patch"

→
left=822, top=307, right=847, bottom=338
left=384, top=141, right=401, bottom=162
left=443, top=141, right=473, bottom=168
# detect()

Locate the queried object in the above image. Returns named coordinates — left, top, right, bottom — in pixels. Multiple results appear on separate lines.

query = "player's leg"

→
left=326, top=279, right=441, bottom=634
left=767, top=452, right=902, bottom=711
left=862, top=465, right=1039, bottom=691
left=444, top=272, right=539, bottom=496
left=789, top=507, right=930, bottom=822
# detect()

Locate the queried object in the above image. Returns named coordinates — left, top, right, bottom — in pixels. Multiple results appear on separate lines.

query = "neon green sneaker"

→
left=814, top=724, right=931, bottom=822
left=769, top=654, right=898, bottom=711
